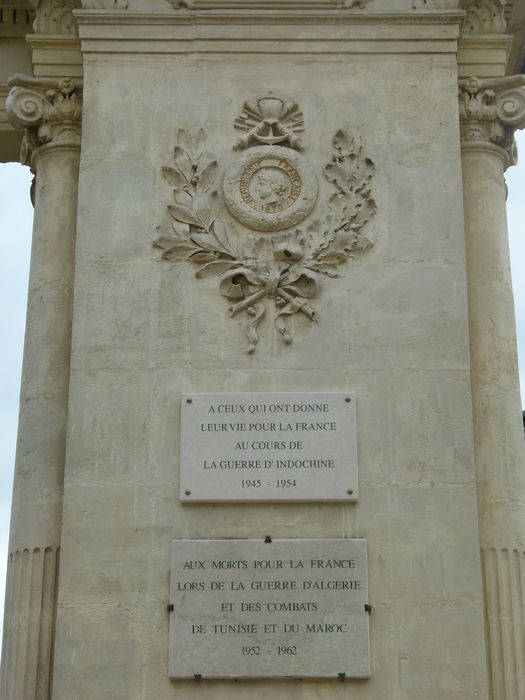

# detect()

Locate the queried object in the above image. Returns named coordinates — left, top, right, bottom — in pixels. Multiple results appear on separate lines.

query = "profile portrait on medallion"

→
left=223, top=146, right=318, bottom=232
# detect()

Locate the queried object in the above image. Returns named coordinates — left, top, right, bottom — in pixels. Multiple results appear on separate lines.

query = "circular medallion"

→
left=223, top=146, right=318, bottom=232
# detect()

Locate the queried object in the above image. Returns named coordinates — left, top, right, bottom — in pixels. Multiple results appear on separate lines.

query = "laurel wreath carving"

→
left=154, top=128, right=376, bottom=353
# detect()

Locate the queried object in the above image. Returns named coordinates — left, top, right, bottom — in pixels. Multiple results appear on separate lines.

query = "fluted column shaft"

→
left=460, top=75, right=525, bottom=700
left=0, top=76, right=81, bottom=700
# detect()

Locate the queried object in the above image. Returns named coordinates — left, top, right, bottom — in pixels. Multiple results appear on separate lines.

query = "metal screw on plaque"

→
left=345, top=397, right=352, bottom=403
left=186, top=398, right=192, bottom=404
left=185, top=489, right=191, bottom=496
left=347, top=489, right=354, bottom=495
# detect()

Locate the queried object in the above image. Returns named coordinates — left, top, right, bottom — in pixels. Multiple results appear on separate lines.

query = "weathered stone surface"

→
left=49, top=37, right=489, bottom=699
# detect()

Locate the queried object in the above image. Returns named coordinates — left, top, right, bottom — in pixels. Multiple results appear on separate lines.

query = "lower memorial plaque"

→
left=169, top=538, right=370, bottom=679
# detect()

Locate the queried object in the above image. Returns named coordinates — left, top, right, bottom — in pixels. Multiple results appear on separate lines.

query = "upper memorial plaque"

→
left=180, top=392, right=358, bottom=501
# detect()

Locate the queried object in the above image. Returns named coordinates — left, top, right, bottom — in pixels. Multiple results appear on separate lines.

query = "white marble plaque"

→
left=180, top=392, right=358, bottom=501
left=169, top=538, right=370, bottom=680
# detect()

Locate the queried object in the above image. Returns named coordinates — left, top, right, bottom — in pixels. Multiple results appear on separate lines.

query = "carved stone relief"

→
left=155, top=97, right=376, bottom=352
left=6, top=76, right=82, bottom=165
left=412, top=0, right=507, bottom=36
left=223, top=145, right=319, bottom=233
left=461, top=0, right=507, bottom=34
left=29, top=0, right=80, bottom=35
left=234, top=97, right=304, bottom=151
left=458, top=74, right=525, bottom=166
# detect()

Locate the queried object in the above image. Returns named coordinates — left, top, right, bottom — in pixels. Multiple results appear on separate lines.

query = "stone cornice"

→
left=457, top=35, right=512, bottom=79
left=80, top=0, right=128, bottom=7
left=164, top=0, right=373, bottom=8
left=6, top=74, right=82, bottom=164
left=75, top=10, right=463, bottom=55
left=459, top=74, right=525, bottom=166
left=75, top=9, right=465, bottom=26
left=26, top=34, right=83, bottom=77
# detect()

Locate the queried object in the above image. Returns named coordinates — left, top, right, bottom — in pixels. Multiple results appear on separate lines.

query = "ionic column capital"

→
left=6, top=75, right=82, bottom=166
left=459, top=74, right=525, bottom=168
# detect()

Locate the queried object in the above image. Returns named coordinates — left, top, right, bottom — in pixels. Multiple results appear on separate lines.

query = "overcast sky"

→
left=0, top=135, right=524, bottom=642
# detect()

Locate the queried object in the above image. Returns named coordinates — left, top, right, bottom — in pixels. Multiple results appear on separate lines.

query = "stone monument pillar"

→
left=1, top=1, right=525, bottom=698
left=459, top=74, right=525, bottom=699
left=0, top=75, right=81, bottom=700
